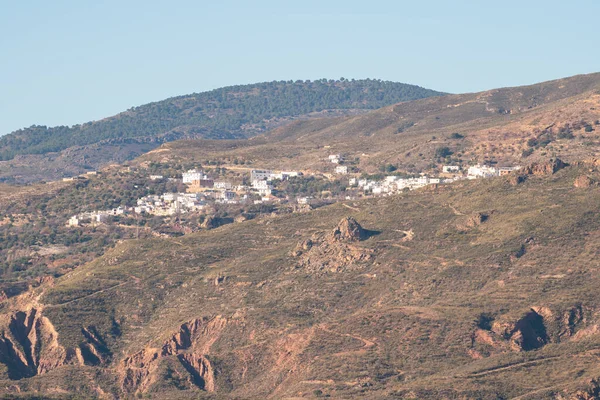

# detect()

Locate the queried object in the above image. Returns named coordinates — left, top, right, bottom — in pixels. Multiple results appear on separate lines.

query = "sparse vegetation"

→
left=435, top=146, right=453, bottom=158
left=0, top=80, right=444, bottom=161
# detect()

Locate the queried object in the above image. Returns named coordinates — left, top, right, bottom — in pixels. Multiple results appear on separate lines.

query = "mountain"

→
left=0, top=79, right=444, bottom=183
left=2, top=161, right=600, bottom=398
left=136, top=72, right=600, bottom=176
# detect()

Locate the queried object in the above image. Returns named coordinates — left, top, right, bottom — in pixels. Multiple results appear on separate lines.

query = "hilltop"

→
left=1, top=161, right=600, bottom=398
left=0, top=79, right=443, bottom=183
left=136, top=72, right=600, bottom=176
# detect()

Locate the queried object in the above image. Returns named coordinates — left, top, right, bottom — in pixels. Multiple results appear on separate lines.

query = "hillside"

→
left=136, top=72, right=600, bottom=176
left=2, top=72, right=600, bottom=398
left=1, top=161, right=600, bottom=398
left=0, top=79, right=443, bottom=182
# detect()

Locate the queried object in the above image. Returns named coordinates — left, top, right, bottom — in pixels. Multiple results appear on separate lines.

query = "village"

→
left=67, top=154, right=521, bottom=227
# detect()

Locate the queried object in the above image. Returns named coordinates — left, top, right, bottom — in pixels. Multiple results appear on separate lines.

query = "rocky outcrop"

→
left=291, top=218, right=375, bottom=273
left=120, top=316, right=226, bottom=394
left=328, top=217, right=368, bottom=242
left=457, top=212, right=490, bottom=231
left=201, top=216, right=233, bottom=230
left=234, top=213, right=255, bottom=223
left=201, top=216, right=220, bottom=229
left=521, top=158, right=568, bottom=176
left=507, top=159, right=568, bottom=185
left=574, top=175, right=595, bottom=188
left=471, top=309, right=550, bottom=353
left=471, top=304, right=600, bottom=358
left=569, top=378, right=600, bottom=400
left=507, top=174, right=526, bottom=186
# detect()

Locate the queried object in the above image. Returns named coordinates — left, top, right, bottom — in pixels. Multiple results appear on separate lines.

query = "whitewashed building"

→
left=328, top=154, right=342, bottom=164
left=442, top=165, right=460, bottom=173
left=214, top=181, right=232, bottom=190
left=335, top=165, right=349, bottom=174
left=467, top=165, right=499, bottom=179
left=68, top=216, right=80, bottom=227
left=251, top=169, right=272, bottom=181
left=182, top=169, right=206, bottom=184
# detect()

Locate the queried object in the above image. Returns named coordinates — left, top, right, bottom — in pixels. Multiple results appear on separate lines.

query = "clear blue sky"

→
left=1, top=0, right=598, bottom=135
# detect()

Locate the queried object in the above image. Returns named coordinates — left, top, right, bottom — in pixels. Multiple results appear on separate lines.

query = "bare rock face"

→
left=570, top=378, right=600, bottom=400
left=328, top=217, right=368, bottom=242
left=234, top=213, right=255, bottom=223
left=120, top=316, right=227, bottom=394
left=489, top=309, right=549, bottom=351
left=522, top=158, right=567, bottom=176
left=201, top=216, right=219, bottom=230
left=574, top=175, right=594, bottom=188
left=507, top=174, right=527, bottom=186
left=0, top=308, right=93, bottom=380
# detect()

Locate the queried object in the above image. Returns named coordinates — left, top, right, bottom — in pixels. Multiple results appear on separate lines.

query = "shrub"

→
left=379, top=163, right=398, bottom=173
left=435, top=147, right=453, bottom=158
left=521, top=149, right=534, bottom=157
left=449, top=132, right=464, bottom=139
left=526, top=138, right=538, bottom=147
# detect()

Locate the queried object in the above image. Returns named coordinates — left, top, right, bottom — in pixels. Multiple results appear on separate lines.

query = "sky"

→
left=1, top=0, right=599, bottom=135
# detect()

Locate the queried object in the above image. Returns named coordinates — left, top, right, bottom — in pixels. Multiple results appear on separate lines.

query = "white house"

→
left=214, top=181, right=232, bottom=190
left=182, top=169, right=205, bottom=184
left=252, top=180, right=271, bottom=190
left=68, top=216, right=79, bottom=227
left=467, top=165, right=499, bottom=179
left=163, top=193, right=178, bottom=202
left=251, top=169, right=272, bottom=181
left=258, top=187, right=272, bottom=196
left=297, top=196, right=313, bottom=205
left=335, top=165, right=348, bottom=174
left=442, top=165, right=460, bottom=173
left=281, top=171, right=300, bottom=178
left=328, top=154, right=342, bottom=164
left=349, top=178, right=357, bottom=186
left=149, top=175, right=164, bottom=180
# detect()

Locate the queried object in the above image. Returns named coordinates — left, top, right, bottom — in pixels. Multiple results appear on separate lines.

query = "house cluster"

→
left=248, top=169, right=301, bottom=198
left=182, top=168, right=302, bottom=205
left=327, top=154, right=350, bottom=175
left=348, top=164, right=522, bottom=197
left=67, top=207, right=126, bottom=227
left=133, top=192, right=207, bottom=216
left=349, top=175, right=448, bottom=195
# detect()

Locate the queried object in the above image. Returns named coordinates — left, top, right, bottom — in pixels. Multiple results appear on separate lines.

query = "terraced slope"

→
left=1, top=161, right=600, bottom=398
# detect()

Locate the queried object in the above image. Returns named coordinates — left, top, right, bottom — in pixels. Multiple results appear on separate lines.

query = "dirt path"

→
left=447, top=204, right=465, bottom=215
left=463, top=356, right=561, bottom=378
left=511, top=386, right=557, bottom=400
left=47, top=281, right=130, bottom=308
left=318, top=324, right=376, bottom=348
left=342, top=203, right=360, bottom=212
